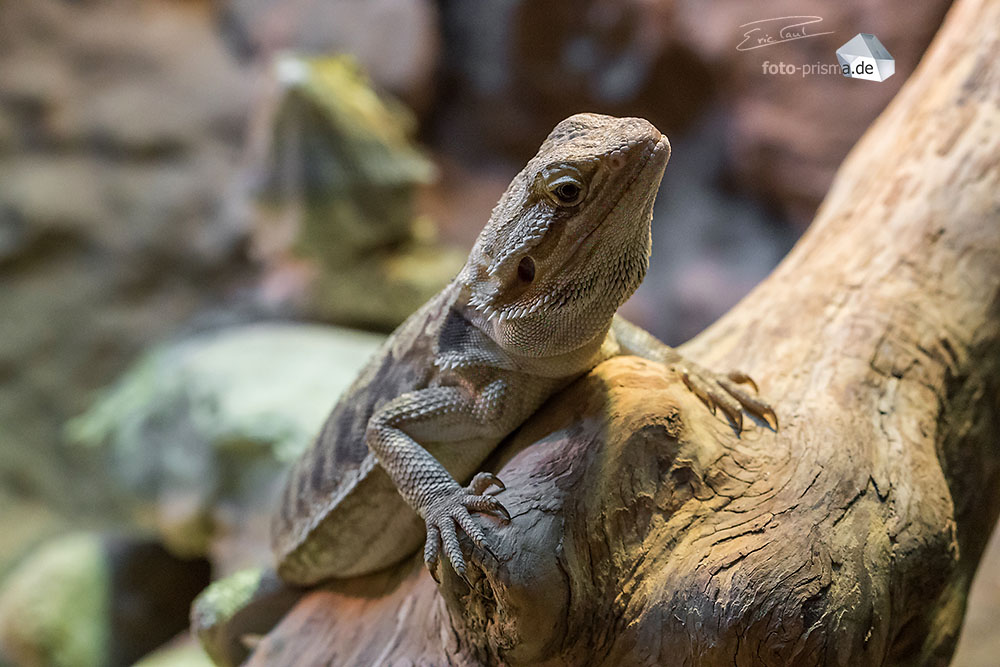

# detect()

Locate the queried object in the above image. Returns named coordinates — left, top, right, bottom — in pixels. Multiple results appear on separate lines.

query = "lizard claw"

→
left=463, top=494, right=511, bottom=523
left=467, top=471, right=505, bottom=495
left=676, top=363, right=777, bottom=432
left=726, top=370, right=759, bottom=394
left=425, top=525, right=442, bottom=583
left=718, top=378, right=779, bottom=431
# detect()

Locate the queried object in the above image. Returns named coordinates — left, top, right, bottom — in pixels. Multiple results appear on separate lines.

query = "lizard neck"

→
left=453, top=282, right=612, bottom=378
left=504, top=325, right=612, bottom=378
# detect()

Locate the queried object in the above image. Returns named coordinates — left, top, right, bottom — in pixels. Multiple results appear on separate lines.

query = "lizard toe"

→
left=452, top=510, right=500, bottom=561
left=452, top=510, right=488, bottom=550
left=726, top=370, right=759, bottom=394
left=463, top=494, right=511, bottom=523
left=437, top=517, right=468, bottom=580
left=467, top=471, right=505, bottom=495
left=678, top=363, right=778, bottom=432
left=708, top=389, right=743, bottom=432
left=679, top=367, right=716, bottom=415
left=719, top=378, right=779, bottom=430
left=424, top=524, right=442, bottom=581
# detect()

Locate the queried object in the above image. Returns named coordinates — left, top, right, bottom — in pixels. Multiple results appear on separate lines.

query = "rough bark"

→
left=247, top=0, right=1000, bottom=663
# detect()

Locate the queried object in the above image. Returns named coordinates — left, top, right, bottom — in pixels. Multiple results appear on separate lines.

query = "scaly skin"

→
left=271, top=113, right=777, bottom=585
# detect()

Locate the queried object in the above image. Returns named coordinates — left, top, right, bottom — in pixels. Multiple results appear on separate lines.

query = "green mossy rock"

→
left=248, top=54, right=464, bottom=330
left=66, top=323, right=385, bottom=569
left=133, top=640, right=215, bottom=667
left=259, top=54, right=436, bottom=260
left=191, top=568, right=301, bottom=667
left=0, top=533, right=108, bottom=667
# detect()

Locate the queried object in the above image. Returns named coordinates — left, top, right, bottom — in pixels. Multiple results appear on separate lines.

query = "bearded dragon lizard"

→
left=270, top=113, right=777, bottom=586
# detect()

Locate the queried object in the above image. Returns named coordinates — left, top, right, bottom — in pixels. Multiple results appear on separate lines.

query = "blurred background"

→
left=0, top=0, right=996, bottom=665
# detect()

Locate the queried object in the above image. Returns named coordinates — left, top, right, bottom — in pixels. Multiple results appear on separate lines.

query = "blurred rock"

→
left=434, top=0, right=713, bottom=162
left=0, top=487, right=66, bottom=582
left=261, top=237, right=464, bottom=330
left=66, top=322, right=385, bottom=574
left=672, top=0, right=952, bottom=225
left=0, top=534, right=107, bottom=667
left=0, top=0, right=257, bottom=519
left=104, top=539, right=212, bottom=666
left=191, top=568, right=301, bottom=667
left=0, top=533, right=209, bottom=667
left=251, top=55, right=435, bottom=259
left=244, top=55, right=464, bottom=330
left=219, top=0, right=440, bottom=113
left=133, top=637, right=215, bottom=667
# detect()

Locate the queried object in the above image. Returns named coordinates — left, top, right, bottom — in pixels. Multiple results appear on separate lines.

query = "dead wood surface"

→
left=248, top=0, right=1000, bottom=664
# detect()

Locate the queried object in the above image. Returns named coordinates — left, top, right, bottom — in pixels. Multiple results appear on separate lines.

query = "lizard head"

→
left=460, top=113, right=670, bottom=357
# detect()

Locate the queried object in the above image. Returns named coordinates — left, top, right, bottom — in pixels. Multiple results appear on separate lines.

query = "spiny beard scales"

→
left=498, top=239, right=649, bottom=356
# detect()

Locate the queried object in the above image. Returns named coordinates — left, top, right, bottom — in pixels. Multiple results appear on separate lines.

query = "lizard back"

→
left=271, top=288, right=451, bottom=583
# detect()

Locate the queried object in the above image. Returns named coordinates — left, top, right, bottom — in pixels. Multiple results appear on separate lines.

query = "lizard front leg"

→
left=611, top=315, right=778, bottom=431
left=366, top=383, right=511, bottom=581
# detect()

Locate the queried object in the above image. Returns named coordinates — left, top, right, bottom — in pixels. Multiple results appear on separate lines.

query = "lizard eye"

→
left=549, top=177, right=585, bottom=206
left=541, top=166, right=587, bottom=207
left=553, top=182, right=582, bottom=205
left=517, top=255, right=536, bottom=283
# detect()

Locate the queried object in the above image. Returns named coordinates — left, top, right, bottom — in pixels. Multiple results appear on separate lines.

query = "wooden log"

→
left=248, top=0, right=1000, bottom=663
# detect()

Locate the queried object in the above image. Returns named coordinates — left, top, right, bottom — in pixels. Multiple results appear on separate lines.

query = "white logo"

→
left=836, top=34, right=895, bottom=82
